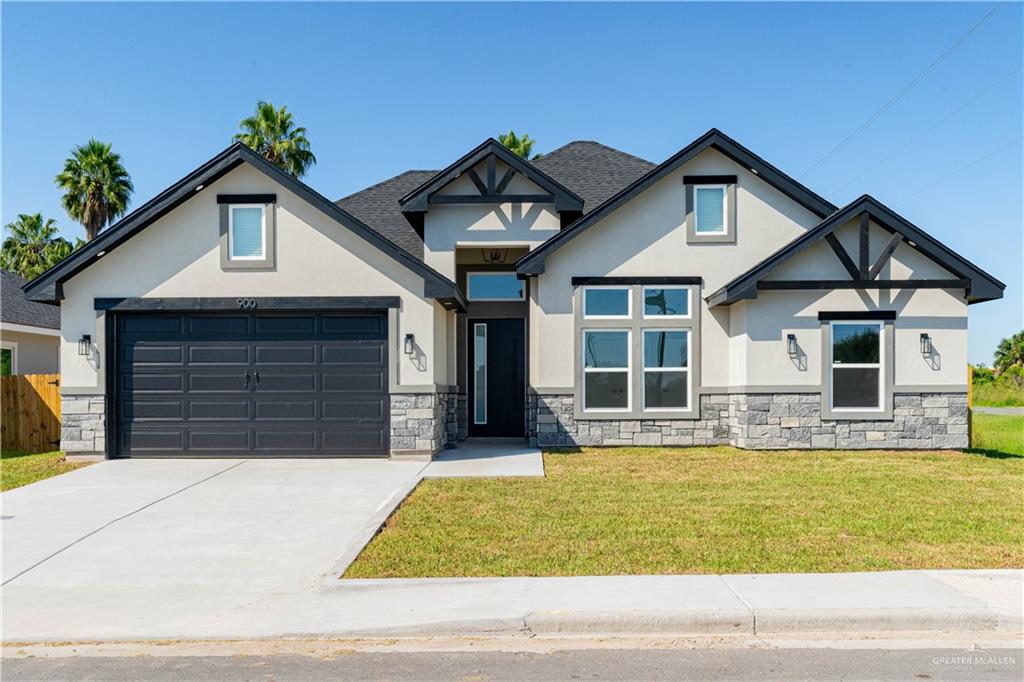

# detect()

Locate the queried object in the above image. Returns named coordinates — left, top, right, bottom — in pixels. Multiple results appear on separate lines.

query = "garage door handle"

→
left=244, top=371, right=250, bottom=387
left=254, top=369, right=260, bottom=385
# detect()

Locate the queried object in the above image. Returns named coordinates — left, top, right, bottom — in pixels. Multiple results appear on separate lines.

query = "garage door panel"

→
left=116, top=312, right=388, bottom=457
left=188, top=345, right=250, bottom=365
left=322, top=398, right=386, bottom=421
left=254, top=344, right=317, bottom=364
left=188, top=399, right=251, bottom=421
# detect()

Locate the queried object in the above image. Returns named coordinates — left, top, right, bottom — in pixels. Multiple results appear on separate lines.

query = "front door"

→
left=468, top=318, right=525, bottom=437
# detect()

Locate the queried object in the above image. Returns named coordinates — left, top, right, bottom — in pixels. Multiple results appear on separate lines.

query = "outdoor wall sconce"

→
left=920, top=333, right=932, bottom=356
left=78, top=334, right=91, bottom=356
left=404, top=333, right=415, bottom=355
left=786, top=334, right=798, bottom=358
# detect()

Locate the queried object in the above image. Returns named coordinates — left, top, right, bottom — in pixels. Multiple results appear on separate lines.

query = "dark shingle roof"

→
left=1, top=269, right=60, bottom=329
left=336, top=170, right=436, bottom=259
left=533, top=141, right=656, bottom=212
left=336, top=141, right=654, bottom=258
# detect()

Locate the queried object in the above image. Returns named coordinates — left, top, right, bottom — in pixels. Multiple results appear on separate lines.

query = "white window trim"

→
left=228, top=204, right=267, bottom=261
left=581, top=329, right=631, bottom=412
left=582, top=286, right=632, bottom=320
left=641, top=286, right=692, bottom=320
left=829, top=321, right=884, bottom=412
left=473, top=323, right=487, bottom=424
left=1, top=340, right=18, bottom=375
left=466, top=271, right=525, bottom=301
left=641, top=328, right=691, bottom=412
left=693, top=184, right=728, bottom=235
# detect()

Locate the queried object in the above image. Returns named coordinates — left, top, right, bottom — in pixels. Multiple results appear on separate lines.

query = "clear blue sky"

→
left=3, top=2, right=1021, bottom=364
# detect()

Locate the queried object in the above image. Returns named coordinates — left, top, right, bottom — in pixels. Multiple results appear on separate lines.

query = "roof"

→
left=2, top=269, right=60, bottom=329
left=22, top=144, right=467, bottom=311
left=707, top=195, right=1005, bottom=306
left=516, top=129, right=839, bottom=275
left=533, top=141, right=656, bottom=212
left=337, top=170, right=436, bottom=258
left=398, top=138, right=584, bottom=214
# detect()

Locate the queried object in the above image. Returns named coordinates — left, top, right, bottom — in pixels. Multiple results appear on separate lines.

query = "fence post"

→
left=967, top=365, right=973, bottom=448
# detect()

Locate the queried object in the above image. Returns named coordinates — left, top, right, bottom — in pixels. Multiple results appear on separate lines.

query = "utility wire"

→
left=895, top=136, right=1022, bottom=204
left=828, top=66, right=1022, bottom=195
left=801, top=1, right=1006, bottom=179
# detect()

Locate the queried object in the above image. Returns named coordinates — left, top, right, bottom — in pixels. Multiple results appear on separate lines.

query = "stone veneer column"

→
left=389, top=392, right=459, bottom=457
left=527, top=391, right=968, bottom=450
left=60, top=394, right=106, bottom=456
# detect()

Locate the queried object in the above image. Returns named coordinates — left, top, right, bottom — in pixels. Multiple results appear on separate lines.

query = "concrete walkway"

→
left=423, top=438, right=544, bottom=478
left=973, top=406, right=1024, bottom=415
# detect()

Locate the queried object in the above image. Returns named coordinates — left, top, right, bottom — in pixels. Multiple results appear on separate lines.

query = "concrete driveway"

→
left=2, top=458, right=425, bottom=641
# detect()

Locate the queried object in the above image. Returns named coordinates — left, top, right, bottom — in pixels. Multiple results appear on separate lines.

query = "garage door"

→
left=115, top=312, right=389, bottom=458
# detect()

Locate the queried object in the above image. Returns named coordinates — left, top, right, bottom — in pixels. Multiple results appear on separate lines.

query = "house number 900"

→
left=237, top=298, right=257, bottom=309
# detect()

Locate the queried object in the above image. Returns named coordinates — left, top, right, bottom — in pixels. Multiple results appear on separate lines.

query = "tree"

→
left=498, top=130, right=541, bottom=160
left=1, top=213, right=81, bottom=279
left=55, top=139, right=133, bottom=241
left=993, top=331, right=1024, bottom=375
left=234, top=101, right=316, bottom=177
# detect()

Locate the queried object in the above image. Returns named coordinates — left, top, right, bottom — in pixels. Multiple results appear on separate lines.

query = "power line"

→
left=895, top=136, right=1022, bottom=204
left=801, top=1, right=1006, bottom=179
left=828, top=66, right=1021, bottom=195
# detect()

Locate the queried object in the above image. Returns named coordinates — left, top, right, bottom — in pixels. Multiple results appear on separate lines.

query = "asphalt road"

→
left=4, top=648, right=1022, bottom=681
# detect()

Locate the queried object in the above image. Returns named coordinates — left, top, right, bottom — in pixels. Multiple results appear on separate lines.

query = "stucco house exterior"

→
left=23, top=129, right=1003, bottom=458
left=2, top=269, right=60, bottom=375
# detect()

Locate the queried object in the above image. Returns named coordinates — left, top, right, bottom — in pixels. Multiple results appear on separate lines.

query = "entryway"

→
left=467, top=318, right=525, bottom=437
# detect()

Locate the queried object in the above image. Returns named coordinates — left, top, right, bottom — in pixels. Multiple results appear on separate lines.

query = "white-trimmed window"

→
left=583, top=286, right=631, bottom=319
left=582, top=330, right=630, bottom=410
left=0, top=341, right=17, bottom=376
left=642, top=287, right=690, bottom=319
left=467, top=272, right=524, bottom=301
left=694, top=185, right=727, bottom=234
left=228, top=205, right=266, bottom=260
left=642, top=330, right=689, bottom=410
left=830, top=322, right=883, bottom=411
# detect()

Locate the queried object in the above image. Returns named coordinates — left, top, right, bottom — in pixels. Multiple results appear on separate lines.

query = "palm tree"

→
left=234, top=101, right=316, bottom=177
left=993, top=331, right=1024, bottom=374
left=55, top=139, right=133, bottom=241
left=1, top=213, right=80, bottom=279
left=498, top=130, right=541, bottom=160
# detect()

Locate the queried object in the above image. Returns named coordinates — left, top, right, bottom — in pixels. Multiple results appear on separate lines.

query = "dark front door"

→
left=467, top=318, right=525, bottom=437
left=115, top=312, right=389, bottom=458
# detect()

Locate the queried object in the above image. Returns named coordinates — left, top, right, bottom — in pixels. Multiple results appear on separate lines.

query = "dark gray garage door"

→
left=115, top=312, right=389, bottom=458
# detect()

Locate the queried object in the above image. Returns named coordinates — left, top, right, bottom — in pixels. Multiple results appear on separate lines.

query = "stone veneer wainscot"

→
left=527, top=391, right=968, bottom=450
left=60, top=394, right=107, bottom=455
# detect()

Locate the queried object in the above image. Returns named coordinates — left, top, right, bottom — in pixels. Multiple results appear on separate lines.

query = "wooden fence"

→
left=1, top=373, right=61, bottom=453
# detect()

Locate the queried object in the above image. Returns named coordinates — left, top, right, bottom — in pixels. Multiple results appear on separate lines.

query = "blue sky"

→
left=2, top=2, right=1021, bottom=364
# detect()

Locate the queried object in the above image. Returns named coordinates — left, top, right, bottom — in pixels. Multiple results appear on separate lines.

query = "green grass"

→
left=1, top=451, right=92, bottom=492
left=346, top=447, right=1023, bottom=578
left=971, top=413, right=1023, bottom=456
left=974, top=381, right=1024, bottom=407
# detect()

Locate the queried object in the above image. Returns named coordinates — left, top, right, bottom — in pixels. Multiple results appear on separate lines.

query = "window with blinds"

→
left=694, top=186, right=726, bottom=234
left=229, top=205, right=265, bottom=260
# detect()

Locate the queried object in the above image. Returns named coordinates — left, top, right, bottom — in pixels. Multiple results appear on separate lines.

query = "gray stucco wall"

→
left=527, top=391, right=968, bottom=450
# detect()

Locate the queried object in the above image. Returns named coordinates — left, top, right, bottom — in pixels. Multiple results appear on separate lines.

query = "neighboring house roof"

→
left=22, top=143, right=467, bottom=311
left=337, top=170, right=436, bottom=259
left=398, top=138, right=585, bottom=214
left=516, top=128, right=839, bottom=275
left=532, top=141, right=656, bottom=212
left=1, top=269, right=60, bottom=330
left=707, top=195, right=1005, bottom=306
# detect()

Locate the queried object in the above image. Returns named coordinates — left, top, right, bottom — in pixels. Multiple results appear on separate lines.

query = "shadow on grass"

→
left=964, top=448, right=1024, bottom=460
left=0, top=450, right=60, bottom=461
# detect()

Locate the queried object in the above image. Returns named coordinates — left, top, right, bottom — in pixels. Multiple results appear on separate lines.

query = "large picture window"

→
left=830, top=322, right=882, bottom=410
left=582, top=330, right=630, bottom=410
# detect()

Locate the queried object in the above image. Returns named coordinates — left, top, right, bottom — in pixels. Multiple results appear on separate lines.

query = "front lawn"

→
left=1, top=451, right=92, bottom=492
left=346, top=447, right=1023, bottom=578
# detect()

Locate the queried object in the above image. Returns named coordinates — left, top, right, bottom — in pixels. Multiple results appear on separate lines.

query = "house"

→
left=23, top=129, right=1004, bottom=458
left=2, top=269, right=60, bottom=375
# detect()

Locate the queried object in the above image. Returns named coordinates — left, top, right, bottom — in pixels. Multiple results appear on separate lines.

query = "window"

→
left=582, top=330, right=630, bottom=410
left=0, top=344, right=15, bottom=376
left=643, top=330, right=689, bottom=410
left=467, top=272, right=524, bottom=301
left=474, top=323, right=487, bottom=423
left=643, top=287, right=690, bottom=318
left=228, top=205, right=266, bottom=260
left=830, top=322, right=882, bottom=410
left=694, top=185, right=727, bottom=234
left=583, top=287, right=630, bottom=318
